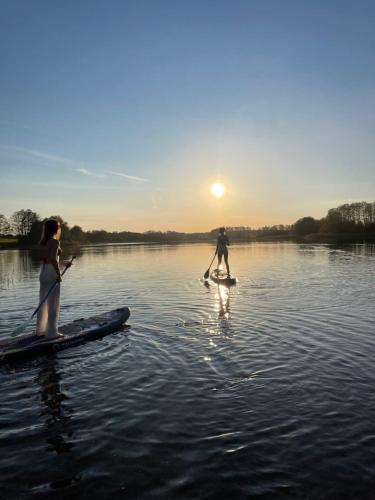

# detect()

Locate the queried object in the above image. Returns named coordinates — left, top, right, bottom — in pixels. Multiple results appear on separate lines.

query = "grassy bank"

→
left=0, top=237, right=18, bottom=247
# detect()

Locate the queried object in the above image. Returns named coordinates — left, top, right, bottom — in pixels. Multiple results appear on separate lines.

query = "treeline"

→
left=0, top=210, right=89, bottom=245
left=1, top=202, right=374, bottom=246
left=84, top=225, right=294, bottom=243
left=294, top=201, right=375, bottom=237
left=0, top=209, right=295, bottom=245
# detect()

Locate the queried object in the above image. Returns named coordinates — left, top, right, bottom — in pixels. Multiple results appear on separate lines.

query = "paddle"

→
left=12, top=256, right=76, bottom=337
left=204, top=248, right=218, bottom=280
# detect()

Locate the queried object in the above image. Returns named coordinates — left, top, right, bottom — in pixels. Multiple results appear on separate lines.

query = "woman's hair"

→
left=219, top=227, right=225, bottom=234
left=40, top=219, right=60, bottom=246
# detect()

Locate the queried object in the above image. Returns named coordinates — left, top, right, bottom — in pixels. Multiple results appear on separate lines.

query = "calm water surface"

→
left=1, top=242, right=375, bottom=499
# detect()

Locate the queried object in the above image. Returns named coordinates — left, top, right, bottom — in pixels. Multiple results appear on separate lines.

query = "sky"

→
left=0, top=0, right=374, bottom=232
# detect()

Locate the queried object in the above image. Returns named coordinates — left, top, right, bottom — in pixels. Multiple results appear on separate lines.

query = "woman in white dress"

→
left=36, top=219, right=72, bottom=339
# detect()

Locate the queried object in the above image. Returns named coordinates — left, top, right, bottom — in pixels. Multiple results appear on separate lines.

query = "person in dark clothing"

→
left=216, top=227, right=230, bottom=277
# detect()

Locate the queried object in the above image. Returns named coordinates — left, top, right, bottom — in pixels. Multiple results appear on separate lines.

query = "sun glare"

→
left=211, top=182, right=226, bottom=199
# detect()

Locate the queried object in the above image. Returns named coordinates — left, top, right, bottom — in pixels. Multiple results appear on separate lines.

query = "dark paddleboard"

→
left=0, top=307, right=130, bottom=362
left=209, top=270, right=237, bottom=287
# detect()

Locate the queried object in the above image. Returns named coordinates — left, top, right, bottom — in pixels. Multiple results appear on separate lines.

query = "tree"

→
left=19, top=220, right=44, bottom=245
left=70, top=225, right=87, bottom=243
left=319, top=202, right=375, bottom=233
left=0, top=214, right=11, bottom=235
left=10, top=209, right=40, bottom=236
left=294, top=217, right=320, bottom=237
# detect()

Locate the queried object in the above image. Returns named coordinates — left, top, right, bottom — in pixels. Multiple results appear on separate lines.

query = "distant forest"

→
left=1, top=201, right=375, bottom=247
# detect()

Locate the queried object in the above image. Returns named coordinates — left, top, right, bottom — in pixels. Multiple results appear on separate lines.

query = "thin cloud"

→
left=0, top=145, right=107, bottom=179
left=1, top=178, right=122, bottom=190
left=77, top=168, right=106, bottom=178
left=0, top=145, right=147, bottom=183
left=0, top=144, right=75, bottom=166
left=109, top=170, right=149, bottom=182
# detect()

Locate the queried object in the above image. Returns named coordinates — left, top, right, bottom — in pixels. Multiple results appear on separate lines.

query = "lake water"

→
left=1, top=242, right=375, bottom=499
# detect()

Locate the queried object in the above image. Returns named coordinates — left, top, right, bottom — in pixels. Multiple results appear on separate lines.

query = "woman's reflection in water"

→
left=35, top=355, right=75, bottom=454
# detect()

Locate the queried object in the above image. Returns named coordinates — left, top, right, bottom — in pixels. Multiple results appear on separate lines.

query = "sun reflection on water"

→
left=215, top=284, right=230, bottom=318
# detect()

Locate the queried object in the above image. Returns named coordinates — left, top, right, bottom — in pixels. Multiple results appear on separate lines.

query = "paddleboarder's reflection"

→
left=34, top=354, right=75, bottom=454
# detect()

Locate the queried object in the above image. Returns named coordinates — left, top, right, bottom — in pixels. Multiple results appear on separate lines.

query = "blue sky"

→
left=1, top=0, right=374, bottom=231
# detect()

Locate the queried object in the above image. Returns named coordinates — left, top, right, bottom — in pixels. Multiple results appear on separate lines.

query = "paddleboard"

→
left=0, top=307, right=130, bottom=362
left=209, top=270, right=237, bottom=287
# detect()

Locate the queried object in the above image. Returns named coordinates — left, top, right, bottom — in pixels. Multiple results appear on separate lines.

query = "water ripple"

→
left=1, top=243, right=375, bottom=499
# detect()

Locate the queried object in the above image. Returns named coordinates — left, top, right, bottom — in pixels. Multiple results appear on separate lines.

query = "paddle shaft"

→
left=204, top=247, right=218, bottom=279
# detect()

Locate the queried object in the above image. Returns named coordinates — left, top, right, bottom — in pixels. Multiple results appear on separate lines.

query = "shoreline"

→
left=1, top=233, right=375, bottom=250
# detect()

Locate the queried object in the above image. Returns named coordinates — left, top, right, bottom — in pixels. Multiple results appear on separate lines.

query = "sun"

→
left=211, top=182, right=226, bottom=199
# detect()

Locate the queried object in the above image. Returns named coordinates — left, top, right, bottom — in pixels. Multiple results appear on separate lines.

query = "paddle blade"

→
left=204, top=269, right=210, bottom=279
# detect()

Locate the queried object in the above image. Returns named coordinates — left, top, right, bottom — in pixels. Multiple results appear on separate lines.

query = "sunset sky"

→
left=1, top=0, right=374, bottom=232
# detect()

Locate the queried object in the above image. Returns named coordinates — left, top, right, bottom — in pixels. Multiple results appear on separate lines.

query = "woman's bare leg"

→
left=224, top=254, right=230, bottom=276
left=217, top=254, right=222, bottom=271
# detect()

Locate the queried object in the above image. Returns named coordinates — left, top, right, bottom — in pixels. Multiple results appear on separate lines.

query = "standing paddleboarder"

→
left=36, top=219, right=72, bottom=339
left=216, top=227, right=231, bottom=277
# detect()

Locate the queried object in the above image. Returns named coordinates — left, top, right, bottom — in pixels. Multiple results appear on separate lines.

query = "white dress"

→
left=36, top=250, right=61, bottom=338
